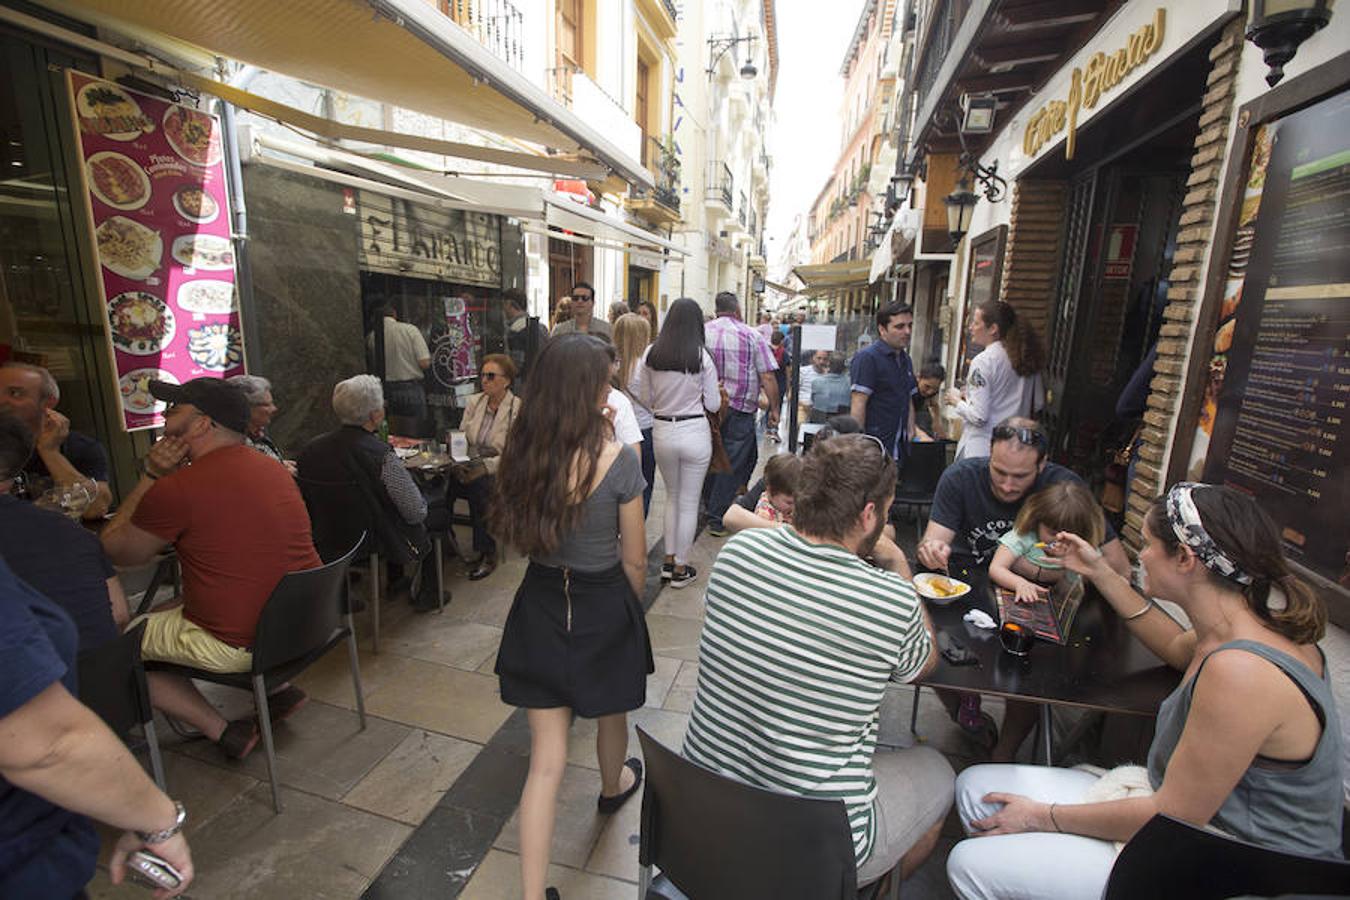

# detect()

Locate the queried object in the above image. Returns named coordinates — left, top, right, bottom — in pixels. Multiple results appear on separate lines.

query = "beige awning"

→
left=792, top=260, right=873, bottom=291
left=39, top=0, right=652, bottom=189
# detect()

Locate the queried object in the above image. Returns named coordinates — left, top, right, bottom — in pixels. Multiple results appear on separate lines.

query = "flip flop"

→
left=597, top=757, right=643, bottom=813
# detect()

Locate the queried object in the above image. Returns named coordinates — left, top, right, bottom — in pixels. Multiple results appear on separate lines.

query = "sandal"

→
left=597, top=757, right=643, bottom=813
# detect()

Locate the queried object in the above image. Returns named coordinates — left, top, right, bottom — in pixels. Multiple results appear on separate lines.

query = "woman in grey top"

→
left=491, top=334, right=651, bottom=900
left=945, top=482, right=1342, bottom=899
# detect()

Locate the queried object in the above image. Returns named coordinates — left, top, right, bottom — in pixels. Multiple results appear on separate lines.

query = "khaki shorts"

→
left=855, top=745, right=956, bottom=884
left=134, top=608, right=253, bottom=674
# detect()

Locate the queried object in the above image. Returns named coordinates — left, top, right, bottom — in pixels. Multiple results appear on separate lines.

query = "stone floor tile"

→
left=493, top=764, right=608, bottom=868
left=460, top=849, right=635, bottom=900
left=343, top=729, right=483, bottom=825
left=644, top=655, right=683, bottom=709
left=661, top=661, right=700, bottom=714
left=364, top=802, right=507, bottom=898
left=380, top=617, right=503, bottom=672
left=292, top=643, right=426, bottom=711
left=85, top=870, right=151, bottom=899
left=566, top=706, right=690, bottom=770
left=644, top=614, right=704, bottom=662
left=440, top=558, right=527, bottom=628
left=583, top=773, right=644, bottom=881
left=183, top=783, right=410, bottom=899
left=477, top=649, right=499, bottom=674
left=646, top=585, right=708, bottom=621
left=362, top=657, right=513, bottom=743
left=177, top=700, right=410, bottom=800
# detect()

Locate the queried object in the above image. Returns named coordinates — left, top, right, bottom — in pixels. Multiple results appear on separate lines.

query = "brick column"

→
left=1122, top=19, right=1246, bottom=549
left=998, top=180, right=1067, bottom=339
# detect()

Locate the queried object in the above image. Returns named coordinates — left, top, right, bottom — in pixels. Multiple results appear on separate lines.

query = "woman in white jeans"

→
left=634, top=298, right=720, bottom=588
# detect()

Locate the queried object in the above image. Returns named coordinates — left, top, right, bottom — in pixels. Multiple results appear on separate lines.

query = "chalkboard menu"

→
left=1204, top=89, right=1350, bottom=590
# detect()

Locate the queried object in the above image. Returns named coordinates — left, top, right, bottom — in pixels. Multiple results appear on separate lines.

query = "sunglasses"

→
left=481, top=372, right=504, bottom=381
left=572, top=294, right=594, bottom=303
left=992, top=425, right=1047, bottom=449
left=857, top=433, right=888, bottom=456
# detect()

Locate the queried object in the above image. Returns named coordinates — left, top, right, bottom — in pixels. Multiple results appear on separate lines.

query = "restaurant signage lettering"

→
left=67, top=72, right=244, bottom=432
left=1023, top=8, right=1166, bottom=161
left=358, top=191, right=501, bottom=287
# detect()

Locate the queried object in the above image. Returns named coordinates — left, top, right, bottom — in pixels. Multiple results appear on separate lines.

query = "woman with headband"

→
left=944, top=482, right=1341, bottom=900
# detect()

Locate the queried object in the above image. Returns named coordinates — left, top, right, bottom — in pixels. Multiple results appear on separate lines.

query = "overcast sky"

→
left=764, top=0, right=862, bottom=268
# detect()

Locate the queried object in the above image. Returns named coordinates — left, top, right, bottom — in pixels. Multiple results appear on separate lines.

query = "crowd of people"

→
left=0, top=279, right=1341, bottom=900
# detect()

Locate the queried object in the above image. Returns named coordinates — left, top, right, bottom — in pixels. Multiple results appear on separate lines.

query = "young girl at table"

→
left=989, top=481, right=1103, bottom=604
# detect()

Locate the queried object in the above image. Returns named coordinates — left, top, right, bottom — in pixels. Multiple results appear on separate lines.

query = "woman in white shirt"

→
left=634, top=298, right=720, bottom=588
left=613, top=313, right=656, bottom=517
left=947, top=300, right=1045, bottom=460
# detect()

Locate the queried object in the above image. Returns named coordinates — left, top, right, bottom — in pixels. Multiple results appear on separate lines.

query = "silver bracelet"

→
left=1122, top=602, right=1153, bottom=621
left=136, top=801, right=187, bottom=844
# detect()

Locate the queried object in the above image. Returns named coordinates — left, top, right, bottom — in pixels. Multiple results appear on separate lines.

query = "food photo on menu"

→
left=68, top=71, right=245, bottom=431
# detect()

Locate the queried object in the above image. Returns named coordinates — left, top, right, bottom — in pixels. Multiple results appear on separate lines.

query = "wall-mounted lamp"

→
left=1245, top=0, right=1333, bottom=86
left=959, top=152, right=1007, bottom=204
left=945, top=177, right=979, bottom=244
left=707, top=33, right=759, bottom=79
left=960, top=93, right=997, bottom=134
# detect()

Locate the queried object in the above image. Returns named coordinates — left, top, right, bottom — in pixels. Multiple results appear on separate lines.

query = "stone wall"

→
left=997, top=179, right=1067, bottom=341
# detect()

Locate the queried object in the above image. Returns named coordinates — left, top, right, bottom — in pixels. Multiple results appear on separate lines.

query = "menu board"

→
left=67, top=72, right=244, bottom=431
left=1203, top=89, right=1350, bottom=590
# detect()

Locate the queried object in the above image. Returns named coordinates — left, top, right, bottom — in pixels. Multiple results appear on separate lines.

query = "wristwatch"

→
left=136, top=801, right=187, bottom=844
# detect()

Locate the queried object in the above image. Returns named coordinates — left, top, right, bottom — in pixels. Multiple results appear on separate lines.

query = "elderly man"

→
left=0, top=414, right=126, bottom=652
left=100, top=377, right=322, bottom=760
left=703, top=290, right=780, bottom=536
left=227, top=374, right=294, bottom=472
left=0, top=362, right=111, bottom=519
left=798, top=348, right=830, bottom=421
left=296, top=375, right=441, bottom=611
left=684, top=434, right=952, bottom=888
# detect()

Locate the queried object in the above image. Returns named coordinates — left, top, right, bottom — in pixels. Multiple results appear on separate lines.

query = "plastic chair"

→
left=1103, top=813, right=1350, bottom=900
left=77, top=620, right=166, bottom=790
left=636, top=728, right=902, bottom=900
left=891, top=441, right=950, bottom=543
left=144, top=542, right=365, bottom=813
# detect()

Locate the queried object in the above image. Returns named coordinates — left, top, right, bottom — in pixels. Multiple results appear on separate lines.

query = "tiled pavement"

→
left=85, top=438, right=992, bottom=900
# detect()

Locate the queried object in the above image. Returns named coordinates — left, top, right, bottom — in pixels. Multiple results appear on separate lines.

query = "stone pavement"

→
left=86, top=438, right=993, bottom=900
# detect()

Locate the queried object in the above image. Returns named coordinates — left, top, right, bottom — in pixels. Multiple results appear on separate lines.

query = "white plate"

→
left=913, top=573, right=972, bottom=603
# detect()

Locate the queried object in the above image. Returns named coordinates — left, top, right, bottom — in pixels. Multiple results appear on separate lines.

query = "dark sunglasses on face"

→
left=992, top=425, right=1047, bottom=449
left=481, top=372, right=504, bottom=381
left=572, top=294, right=594, bottom=303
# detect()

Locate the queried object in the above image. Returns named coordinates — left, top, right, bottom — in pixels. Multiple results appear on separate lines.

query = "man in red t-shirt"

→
left=102, top=378, right=322, bottom=760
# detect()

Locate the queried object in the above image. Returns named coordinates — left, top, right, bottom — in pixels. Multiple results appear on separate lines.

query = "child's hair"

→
left=762, top=453, right=803, bottom=497
left=1013, top=481, right=1104, bottom=547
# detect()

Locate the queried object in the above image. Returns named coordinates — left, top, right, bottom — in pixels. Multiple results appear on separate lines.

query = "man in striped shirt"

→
left=684, top=434, right=953, bottom=886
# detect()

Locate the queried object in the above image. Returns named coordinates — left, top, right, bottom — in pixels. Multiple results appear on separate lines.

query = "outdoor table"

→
left=916, top=570, right=1180, bottom=764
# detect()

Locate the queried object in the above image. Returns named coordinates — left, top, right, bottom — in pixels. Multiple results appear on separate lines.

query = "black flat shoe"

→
left=545, top=889, right=560, bottom=900
left=468, top=558, right=496, bottom=580
left=597, top=757, right=643, bottom=813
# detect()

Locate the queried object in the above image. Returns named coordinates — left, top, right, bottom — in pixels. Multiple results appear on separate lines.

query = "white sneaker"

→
left=668, top=565, right=698, bottom=589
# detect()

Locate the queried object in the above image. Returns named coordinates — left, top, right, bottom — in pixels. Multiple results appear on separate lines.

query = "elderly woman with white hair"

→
left=227, top=375, right=290, bottom=470
left=296, top=375, right=444, bottom=611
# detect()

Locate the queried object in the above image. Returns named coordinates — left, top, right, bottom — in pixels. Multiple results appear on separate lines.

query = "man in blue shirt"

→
left=850, top=302, right=917, bottom=463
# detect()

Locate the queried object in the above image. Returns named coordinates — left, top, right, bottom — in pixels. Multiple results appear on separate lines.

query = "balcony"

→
left=705, top=161, right=733, bottom=214
left=625, top=136, right=683, bottom=225
left=440, top=0, right=524, bottom=71
left=547, top=64, right=643, bottom=163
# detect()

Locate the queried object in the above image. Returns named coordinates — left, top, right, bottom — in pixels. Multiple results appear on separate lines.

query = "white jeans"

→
left=946, top=764, right=1119, bottom=900
left=652, top=418, right=711, bottom=566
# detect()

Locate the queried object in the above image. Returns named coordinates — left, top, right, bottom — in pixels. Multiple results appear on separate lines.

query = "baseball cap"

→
left=149, top=377, right=251, bottom=434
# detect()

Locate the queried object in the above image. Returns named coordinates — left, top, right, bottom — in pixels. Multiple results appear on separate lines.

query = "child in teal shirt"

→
left=990, top=481, right=1104, bottom=603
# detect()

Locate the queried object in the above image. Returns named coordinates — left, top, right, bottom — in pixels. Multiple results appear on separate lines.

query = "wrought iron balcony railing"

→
left=441, top=0, right=525, bottom=71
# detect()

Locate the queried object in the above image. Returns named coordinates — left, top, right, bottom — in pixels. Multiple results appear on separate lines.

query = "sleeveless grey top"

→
left=1146, top=639, right=1344, bottom=858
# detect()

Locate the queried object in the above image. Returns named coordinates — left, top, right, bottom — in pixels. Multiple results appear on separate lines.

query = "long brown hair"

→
left=612, top=313, right=650, bottom=396
left=1145, top=486, right=1326, bottom=644
left=1013, top=481, right=1103, bottom=547
left=491, top=334, right=613, bottom=555
left=977, top=300, right=1044, bottom=377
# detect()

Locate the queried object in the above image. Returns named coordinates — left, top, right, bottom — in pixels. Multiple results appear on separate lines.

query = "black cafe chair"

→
left=1103, top=813, right=1350, bottom=900
left=77, top=620, right=166, bottom=791
left=890, top=440, right=951, bottom=543
left=145, top=542, right=366, bottom=813
left=636, top=728, right=903, bottom=900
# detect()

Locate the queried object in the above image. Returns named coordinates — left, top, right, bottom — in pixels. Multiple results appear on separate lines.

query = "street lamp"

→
left=890, top=163, right=916, bottom=204
left=1245, top=0, right=1334, bottom=86
left=707, top=33, right=759, bottom=79
left=945, top=177, right=979, bottom=244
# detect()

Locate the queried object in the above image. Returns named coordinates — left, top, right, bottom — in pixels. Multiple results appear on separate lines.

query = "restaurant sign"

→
left=1023, top=8, right=1166, bottom=161
left=358, top=191, right=501, bottom=287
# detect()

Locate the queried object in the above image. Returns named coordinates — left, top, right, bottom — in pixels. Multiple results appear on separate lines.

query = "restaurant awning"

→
left=38, top=0, right=653, bottom=190
left=541, top=197, right=687, bottom=256
left=792, top=260, right=873, bottom=292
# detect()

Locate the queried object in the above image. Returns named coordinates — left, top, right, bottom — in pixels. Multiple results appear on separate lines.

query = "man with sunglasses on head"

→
left=916, top=416, right=1129, bottom=579
left=550, top=282, right=611, bottom=339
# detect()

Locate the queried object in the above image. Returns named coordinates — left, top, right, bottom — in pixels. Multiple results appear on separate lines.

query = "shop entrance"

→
left=627, top=265, right=655, bottom=306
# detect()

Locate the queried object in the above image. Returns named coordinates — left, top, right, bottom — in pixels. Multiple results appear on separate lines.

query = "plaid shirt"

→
left=706, top=314, right=778, bottom=413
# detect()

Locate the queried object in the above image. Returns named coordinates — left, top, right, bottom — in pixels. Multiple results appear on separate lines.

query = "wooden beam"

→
left=957, top=71, right=1037, bottom=94
left=975, top=39, right=1064, bottom=69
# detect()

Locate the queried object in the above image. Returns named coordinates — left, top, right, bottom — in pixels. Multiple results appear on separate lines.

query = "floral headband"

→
left=1164, top=483, right=1253, bottom=585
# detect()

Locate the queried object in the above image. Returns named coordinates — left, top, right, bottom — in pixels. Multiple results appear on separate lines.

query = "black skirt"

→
left=496, top=561, right=654, bottom=718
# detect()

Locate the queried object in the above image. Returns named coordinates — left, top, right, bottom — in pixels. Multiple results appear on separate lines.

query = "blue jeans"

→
left=705, top=409, right=758, bottom=529
left=640, top=427, right=656, bottom=517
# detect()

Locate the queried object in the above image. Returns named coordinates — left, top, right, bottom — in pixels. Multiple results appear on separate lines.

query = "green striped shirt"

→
left=682, top=526, right=932, bottom=866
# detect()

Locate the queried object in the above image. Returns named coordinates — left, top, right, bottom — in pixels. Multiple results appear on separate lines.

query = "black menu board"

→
left=1205, top=89, right=1350, bottom=590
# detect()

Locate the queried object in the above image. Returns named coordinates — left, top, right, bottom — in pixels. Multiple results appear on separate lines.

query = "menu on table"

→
left=1204, top=89, right=1350, bottom=590
left=996, top=578, right=1085, bottom=645
left=66, top=72, right=244, bottom=432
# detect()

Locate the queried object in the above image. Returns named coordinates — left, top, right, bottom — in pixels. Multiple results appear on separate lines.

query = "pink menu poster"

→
left=66, top=72, right=245, bottom=431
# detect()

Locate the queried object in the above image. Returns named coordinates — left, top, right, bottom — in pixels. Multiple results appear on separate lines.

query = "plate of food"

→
left=96, top=216, right=163, bottom=280
left=913, top=573, right=972, bottom=603
left=171, top=234, right=234, bottom=271
left=120, top=368, right=176, bottom=415
left=187, top=322, right=243, bottom=371
left=108, top=291, right=175, bottom=355
left=172, top=184, right=219, bottom=223
left=177, top=279, right=236, bottom=315
left=162, top=106, right=222, bottom=167
left=76, top=82, right=147, bottom=141
left=87, top=152, right=151, bottom=211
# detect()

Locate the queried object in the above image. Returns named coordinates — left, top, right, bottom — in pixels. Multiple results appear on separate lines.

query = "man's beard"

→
left=857, top=502, right=889, bottom=557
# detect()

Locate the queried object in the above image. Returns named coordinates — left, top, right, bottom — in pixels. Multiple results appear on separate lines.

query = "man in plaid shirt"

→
left=704, top=291, right=780, bottom=535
